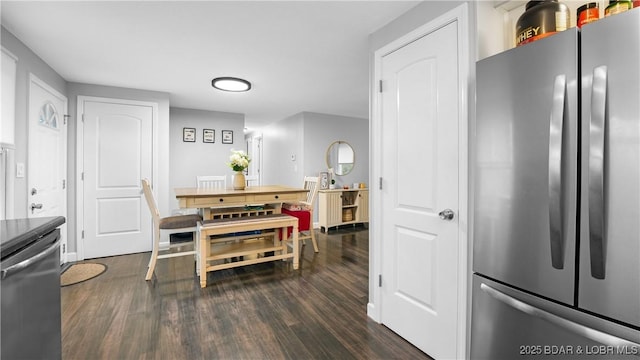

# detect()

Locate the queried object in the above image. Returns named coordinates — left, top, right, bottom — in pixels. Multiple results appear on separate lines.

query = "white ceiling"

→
left=1, top=0, right=421, bottom=130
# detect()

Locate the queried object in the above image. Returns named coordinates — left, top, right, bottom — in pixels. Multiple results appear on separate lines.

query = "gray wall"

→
left=302, top=112, right=368, bottom=188
left=262, top=111, right=368, bottom=187
left=261, top=111, right=368, bottom=221
left=261, top=113, right=304, bottom=187
left=1, top=27, right=67, bottom=219
left=168, top=107, right=245, bottom=211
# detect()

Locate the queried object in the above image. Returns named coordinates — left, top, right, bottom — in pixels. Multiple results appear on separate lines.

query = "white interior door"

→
left=28, top=75, right=67, bottom=263
left=247, top=134, right=262, bottom=185
left=379, top=20, right=460, bottom=359
left=80, top=99, right=153, bottom=259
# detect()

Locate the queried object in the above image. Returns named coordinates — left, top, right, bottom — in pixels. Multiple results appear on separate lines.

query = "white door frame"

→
left=1, top=47, right=18, bottom=220
left=76, top=96, right=159, bottom=261
left=369, top=3, right=470, bottom=357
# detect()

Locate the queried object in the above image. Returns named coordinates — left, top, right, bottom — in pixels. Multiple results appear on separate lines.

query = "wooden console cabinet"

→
left=318, top=189, right=368, bottom=232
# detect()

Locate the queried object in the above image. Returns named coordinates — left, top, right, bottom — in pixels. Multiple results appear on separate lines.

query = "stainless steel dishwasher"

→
left=1, top=216, right=65, bottom=360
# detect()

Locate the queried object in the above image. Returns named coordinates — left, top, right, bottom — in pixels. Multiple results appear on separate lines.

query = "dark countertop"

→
left=1, top=217, right=66, bottom=259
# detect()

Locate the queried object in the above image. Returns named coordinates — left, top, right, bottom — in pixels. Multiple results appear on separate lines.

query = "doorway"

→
left=371, top=4, right=470, bottom=359
left=247, top=134, right=263, bottom=186
left=28, top=74, right=68, bottom=264
left=77, top=96, right=157, bottom=259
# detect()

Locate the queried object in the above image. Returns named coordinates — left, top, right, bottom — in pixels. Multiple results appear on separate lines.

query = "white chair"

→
left=245, top=174, right=259, bottom=187
left=142, top=179, right=202, bottom=281
left=282, top=176, right=320, bottom=252
left=196, top=175, right=227, bottom=189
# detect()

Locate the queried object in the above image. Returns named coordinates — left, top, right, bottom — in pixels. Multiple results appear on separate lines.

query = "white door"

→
left=80, top=99, right=153, bottom=259
left=247, top=135, right=262, bottom=185
left=28, top=75, right=67, bottom=263
left=379, top=20, right=460, bottom=359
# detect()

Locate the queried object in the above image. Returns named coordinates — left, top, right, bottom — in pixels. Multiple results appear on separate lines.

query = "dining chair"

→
left=141, top=179, right=202, bottom=281
left=281, top=176, right=320, bottom=252
left=245, top=174, right=259, bottom=187
left=196, top=175, right=227, bottom=189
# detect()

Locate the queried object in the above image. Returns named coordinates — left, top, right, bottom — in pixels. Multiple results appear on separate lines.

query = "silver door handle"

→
left=589, top=66, right=607, bottom=279
left=30, top=203, right=43, bottom=211
left=480, top=283, right=640, bottom=349
left=589, top=65, right=607, bottom=280
left=549, top=74, right=566, bottom=270
left=439, top=209, right=454, bottom=221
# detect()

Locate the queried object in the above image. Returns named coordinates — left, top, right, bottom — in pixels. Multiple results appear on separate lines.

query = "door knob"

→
left=438, top=209, right=454, bottom=221
left=30, top=203, right=43, bottom=212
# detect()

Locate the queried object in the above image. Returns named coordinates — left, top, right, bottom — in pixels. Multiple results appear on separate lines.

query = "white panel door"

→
left=380, top=20, right=460, bottom=359
left=247, top=135, right=262, bottom=186
left=81, top=100, right=153, bottom=259
left=28, top=75, right=67, bottom=263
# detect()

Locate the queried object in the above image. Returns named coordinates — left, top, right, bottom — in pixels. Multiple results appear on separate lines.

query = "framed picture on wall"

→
left=222, top=130, right=233, bottom=144
left=319, top=171, right=330, bottom=190
left=203, top=129, right=215, bottom=143
left=183, top=127, right=196, bottom=142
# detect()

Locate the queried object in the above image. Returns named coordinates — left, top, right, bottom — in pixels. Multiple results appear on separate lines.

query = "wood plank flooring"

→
left=61, top=227, right=433, bottom=360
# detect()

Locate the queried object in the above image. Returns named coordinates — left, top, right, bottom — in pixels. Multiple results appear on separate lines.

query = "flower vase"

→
left=233, top=172, right=246, bottom=190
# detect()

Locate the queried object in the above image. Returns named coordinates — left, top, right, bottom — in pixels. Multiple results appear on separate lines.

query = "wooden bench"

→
left=197, top=214, right=299, bottom=288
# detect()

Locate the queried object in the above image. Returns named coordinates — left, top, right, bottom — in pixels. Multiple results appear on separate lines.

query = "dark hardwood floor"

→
left=61, top=227, right=433, bottom=360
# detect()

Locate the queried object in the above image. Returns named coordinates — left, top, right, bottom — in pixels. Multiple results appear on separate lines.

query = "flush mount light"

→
left=211, top=77, right=251, bottom=92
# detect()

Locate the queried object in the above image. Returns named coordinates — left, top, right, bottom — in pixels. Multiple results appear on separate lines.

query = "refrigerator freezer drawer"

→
left=471, top=275, right=640, bottom=360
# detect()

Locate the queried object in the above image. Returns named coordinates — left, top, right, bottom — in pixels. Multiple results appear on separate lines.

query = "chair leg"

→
left=145, top=226, right=161, bottom=280
left=310, top=228, right=319, bottom=253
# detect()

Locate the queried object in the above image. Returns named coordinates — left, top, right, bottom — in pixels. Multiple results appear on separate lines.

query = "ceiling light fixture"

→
left=211, top=77, right=251, bottom=92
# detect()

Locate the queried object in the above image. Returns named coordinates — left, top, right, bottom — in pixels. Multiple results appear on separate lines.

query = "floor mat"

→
left=61, top=263, right=107, bottom=287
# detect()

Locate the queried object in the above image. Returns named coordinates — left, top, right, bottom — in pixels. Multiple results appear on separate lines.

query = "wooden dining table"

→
left=174, top=185, right=309, bottom=220
left=175, top=185, right=309, bottom=284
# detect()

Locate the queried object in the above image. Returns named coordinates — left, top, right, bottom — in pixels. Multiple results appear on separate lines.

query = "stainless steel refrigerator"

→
left=471, top=9, right=640, bottom=359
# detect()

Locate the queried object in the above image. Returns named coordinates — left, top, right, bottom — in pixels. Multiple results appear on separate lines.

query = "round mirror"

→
left=326, top=140, right=355, bottom=176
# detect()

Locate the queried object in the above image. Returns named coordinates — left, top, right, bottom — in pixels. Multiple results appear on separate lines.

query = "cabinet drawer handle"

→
left=275, top=195, right=279, bottom=199
left=219, top=198, right=224, bottom=202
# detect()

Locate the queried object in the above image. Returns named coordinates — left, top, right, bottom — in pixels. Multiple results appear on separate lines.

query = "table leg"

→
left=292, top=222, right=299, bottom=270
left=203, top=208, right=212, bottom=220
left=199, top=226, right=207, bottom=288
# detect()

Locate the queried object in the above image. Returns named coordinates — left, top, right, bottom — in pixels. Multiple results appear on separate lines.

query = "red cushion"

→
left=281, top=208, right=311, bottom=239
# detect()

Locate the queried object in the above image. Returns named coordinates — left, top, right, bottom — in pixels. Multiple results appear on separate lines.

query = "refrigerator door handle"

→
left=589, top=65, right=607, bottom=279
left=480, top=283, right=640, bottom=349
left=1, top=236, right=61, bottom=280
left=549, top=74, right=566, bottom=269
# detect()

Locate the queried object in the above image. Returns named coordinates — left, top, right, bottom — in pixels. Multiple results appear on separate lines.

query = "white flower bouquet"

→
left=228, top=150, right=250, bottom=172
